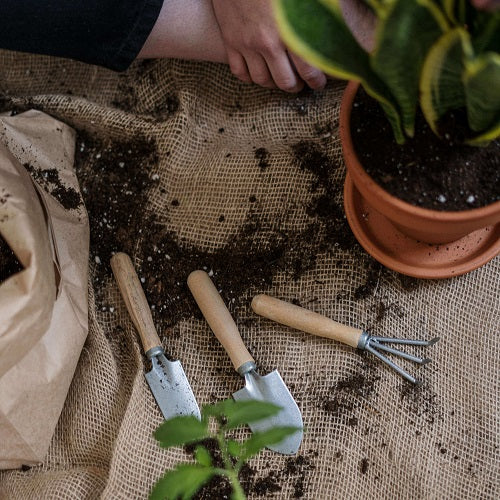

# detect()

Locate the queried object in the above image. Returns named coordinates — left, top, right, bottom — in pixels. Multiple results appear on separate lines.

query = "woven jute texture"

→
left=0, top=51, right=498, bottom=499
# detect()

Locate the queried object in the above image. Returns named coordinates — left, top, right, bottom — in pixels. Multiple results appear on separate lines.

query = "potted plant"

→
left=275, top=0, right=500, bottom=278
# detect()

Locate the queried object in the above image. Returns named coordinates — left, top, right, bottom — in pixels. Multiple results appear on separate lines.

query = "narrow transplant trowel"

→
left=111, top=253, right=201, bottom=420
left=187, top=270, right=303, bottom=454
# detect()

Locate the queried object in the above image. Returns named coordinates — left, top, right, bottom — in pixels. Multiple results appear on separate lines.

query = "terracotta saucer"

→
left=344, top=174, right=500, bottom=279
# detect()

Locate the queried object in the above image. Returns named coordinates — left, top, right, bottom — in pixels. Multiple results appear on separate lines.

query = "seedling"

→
left=150, top=399, right=302, bottom=500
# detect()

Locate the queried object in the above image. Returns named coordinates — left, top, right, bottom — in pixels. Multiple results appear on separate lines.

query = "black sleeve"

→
left=0, top=0, right=164, bottom=71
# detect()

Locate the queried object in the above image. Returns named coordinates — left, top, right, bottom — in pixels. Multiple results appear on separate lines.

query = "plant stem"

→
left=216, top=428, right=246, bottom=500
left=216, top=429, right=233, bottom=471
left=226, top=470, right=246, bottom=500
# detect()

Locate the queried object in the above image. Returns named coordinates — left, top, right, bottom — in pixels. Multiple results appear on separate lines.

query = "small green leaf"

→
left=226, top=440, right=243, bottom=458
left=225, top=400, right=283, bottom=430
left=194, top=446, right=212, bottom=467
left=202, top=399, right=234, bottom=420
left=154, top=416, right=209, bottom=449
left=203, top=400, right=282, bottom=430
left=149, top=464, right=215, bottom=500
left=241, top=427, right=302, bottom=461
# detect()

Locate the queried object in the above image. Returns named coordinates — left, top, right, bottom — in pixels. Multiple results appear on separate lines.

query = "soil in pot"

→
left=350, top=87, right=500, bottom=212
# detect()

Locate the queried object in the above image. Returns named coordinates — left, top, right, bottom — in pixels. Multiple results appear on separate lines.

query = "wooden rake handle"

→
left=110, top=252, right=162, bottom=354
left=187, top=270, right=255, bottom=372
left=251, top=294, right=363, bottom=349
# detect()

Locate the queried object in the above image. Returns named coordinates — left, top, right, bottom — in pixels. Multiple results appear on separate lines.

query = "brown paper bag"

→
left=0, top=110, right=89, bottom=469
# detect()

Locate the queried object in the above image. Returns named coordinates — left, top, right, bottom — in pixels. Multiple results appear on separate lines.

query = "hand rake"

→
left=251, top=294, right=439, bottom=385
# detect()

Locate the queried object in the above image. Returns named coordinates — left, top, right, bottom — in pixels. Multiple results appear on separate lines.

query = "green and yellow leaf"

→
left=420, top=28, right=471, bottom=135
left=464, top=52, right=500, bottom=136
left=370, top=0, right=449, bottom=136
left=466, top=121, right=500, bottom=145
left=471, top=11, right=500, bottom=54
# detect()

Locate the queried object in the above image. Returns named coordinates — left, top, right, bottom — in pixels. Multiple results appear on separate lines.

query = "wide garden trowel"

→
left=111, top=253, right=201, bottom=420
left=188, top=270, right=303, bottom=455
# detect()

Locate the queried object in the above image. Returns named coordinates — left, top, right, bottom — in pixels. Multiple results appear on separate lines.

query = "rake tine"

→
left=365, top=344, right=421, bottom=385
left=370, top=340, right=431, bottom=365
left=370, top=336, right=440, bottom=347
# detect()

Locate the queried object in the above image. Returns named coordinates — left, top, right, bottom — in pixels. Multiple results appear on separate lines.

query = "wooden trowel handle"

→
left=187, top=270, right=255, bottom=372
left=110, top=252, right=161, bottom=354
left=251, top=294, right=363, bottom=348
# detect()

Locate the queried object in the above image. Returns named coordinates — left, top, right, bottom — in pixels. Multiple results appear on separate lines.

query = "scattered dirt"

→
left=292, top=140, right=357, bottom=252
left=0, top=233, right=23, bottom=284
left=351, top=87, right=500, bottom=211
left=254, top=147, right=269, bottom=171
left=73, top=122, right=391, bottom=339
left=73, top=129, right=159, bottom=303
left=184, top=439, right=233, bottom=500
left=23, top=163, right=83, bottom=211
left=283, top=454, right=317, bottom=498
left=111, top=62, right=180, bottom=121
left=184, top=438, right=316, bottom=498
left=400, top=380, right=441, bottom=425
left=323, top=358, right=380, bottom=422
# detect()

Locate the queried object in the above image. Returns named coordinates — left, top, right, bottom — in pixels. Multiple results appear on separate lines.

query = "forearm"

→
left=138, top=0, right=228, bottom=63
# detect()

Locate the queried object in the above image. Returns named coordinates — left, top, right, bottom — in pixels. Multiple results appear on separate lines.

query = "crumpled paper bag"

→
left=0, top=110, right=89, bottom=469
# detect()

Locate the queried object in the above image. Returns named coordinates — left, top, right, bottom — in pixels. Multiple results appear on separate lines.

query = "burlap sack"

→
left=0, top=110, right=89, bottom=469
left=0, top=51, right=498, bottom=499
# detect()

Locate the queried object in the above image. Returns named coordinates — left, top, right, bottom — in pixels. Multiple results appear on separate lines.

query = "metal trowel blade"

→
left=233, top=369, right=303, bottom=454
left=145, top=352, right=201, bottom=420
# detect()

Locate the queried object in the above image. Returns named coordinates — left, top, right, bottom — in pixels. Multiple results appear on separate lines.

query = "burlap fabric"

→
left=0, top=50, right=498, bottom=499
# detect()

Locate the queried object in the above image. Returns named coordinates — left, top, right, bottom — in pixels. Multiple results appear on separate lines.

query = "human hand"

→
left=211, top=0, right=327, bottom=92
left=471, top=0, right=500, bottom=10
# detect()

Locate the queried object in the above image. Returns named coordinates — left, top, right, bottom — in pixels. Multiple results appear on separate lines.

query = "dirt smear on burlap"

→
left=74, top=126, right=402, bottom=330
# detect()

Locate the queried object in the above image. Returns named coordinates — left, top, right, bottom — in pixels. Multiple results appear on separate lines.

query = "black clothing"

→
left=0, top=0, right=163, bottom=71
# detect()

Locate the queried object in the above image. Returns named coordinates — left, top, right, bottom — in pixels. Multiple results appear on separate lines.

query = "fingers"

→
left=226, top=48, right=252, bottom=84
left=228, top=45, right=326, bottom=93
left=244, top=52, right=277, bottom=89
left=471, top=0, right=500, bottom=10
left=288, top=52, right=327, bottom=91
left=264, top=48, right=304, bottom=93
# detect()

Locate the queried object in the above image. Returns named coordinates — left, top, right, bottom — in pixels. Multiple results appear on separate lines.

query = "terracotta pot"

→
left=340, top=81, right=500, bottom=278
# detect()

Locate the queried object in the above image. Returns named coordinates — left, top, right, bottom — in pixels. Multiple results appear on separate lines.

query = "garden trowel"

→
left=111, top=253, right=200, bottom=420
left=187, top=270, right=303, bottom=455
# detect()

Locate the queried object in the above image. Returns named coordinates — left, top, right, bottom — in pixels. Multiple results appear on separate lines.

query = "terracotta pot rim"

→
left=340, top=80, right=500, bottom=222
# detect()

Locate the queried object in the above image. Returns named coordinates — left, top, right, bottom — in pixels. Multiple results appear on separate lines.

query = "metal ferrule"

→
left=237, top=361, right=257, bottom=376
left=145, top=346, right=164, bottom=360
left=357, top=331, right=370, bottom=350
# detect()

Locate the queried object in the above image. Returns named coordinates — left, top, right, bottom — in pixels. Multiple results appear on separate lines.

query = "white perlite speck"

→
left=437, top=194, right=447, bottom=203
